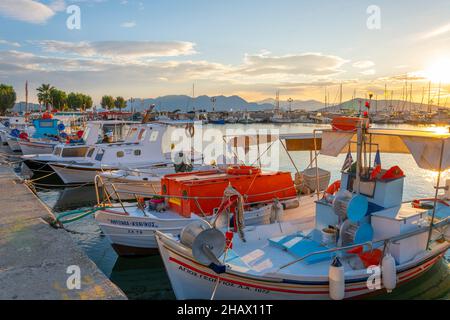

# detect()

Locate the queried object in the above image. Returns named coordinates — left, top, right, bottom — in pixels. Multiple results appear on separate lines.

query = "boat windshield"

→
left=61, top=147, right=90, bottom=158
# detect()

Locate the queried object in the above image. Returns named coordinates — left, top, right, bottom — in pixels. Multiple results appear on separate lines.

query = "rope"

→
left=54, top=206, right=110, bottom=225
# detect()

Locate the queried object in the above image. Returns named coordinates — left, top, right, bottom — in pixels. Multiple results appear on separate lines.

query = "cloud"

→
left=35, top=40, right=197, bottom=59
left=420, top=23, right=450, bottom=40
left=120, top=21, right=136, bottom=28
left=0, top=40, right=21, bottom=47
left=240, top=52, right=347, bottom=77
left=0, top=0, right=56, bottom=24
left=352, top=60, right=375, bottom=69
left=360, top=69, right=376, bottom=75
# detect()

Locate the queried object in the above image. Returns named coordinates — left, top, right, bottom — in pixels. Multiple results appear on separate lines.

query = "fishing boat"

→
left=18, top=117, right=69, bottom=155
left=21, top=120, right=139, bottom=181
left=0, top=116, right=32, bottom=152
left=94, top=166, right=300, bottom=256
left=97, top=162, right=217, bottom=201
left=48, top=122, right=173, bottom=184
left=155, top=123, right=450, bottom=300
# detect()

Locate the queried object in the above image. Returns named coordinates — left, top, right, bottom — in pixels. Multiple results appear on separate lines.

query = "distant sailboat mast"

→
left=25, top=81, right=28, bottom=114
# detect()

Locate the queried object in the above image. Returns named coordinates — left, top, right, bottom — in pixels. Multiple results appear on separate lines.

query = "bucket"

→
left=322, top=227, right=337, bottom=245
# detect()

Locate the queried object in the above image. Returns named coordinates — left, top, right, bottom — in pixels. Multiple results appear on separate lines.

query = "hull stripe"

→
left=165, top=248, right=444, bottom=296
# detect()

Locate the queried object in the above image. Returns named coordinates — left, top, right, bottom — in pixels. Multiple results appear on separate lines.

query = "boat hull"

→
left=156, top=232, right=448, bottom=300
left=50, top=163, right=100, bottom=184
left=19, top=140, right=55, bottom=155
left=6, top=137, right=21, bottom=152
left=96, top=205, right=272, bottom=256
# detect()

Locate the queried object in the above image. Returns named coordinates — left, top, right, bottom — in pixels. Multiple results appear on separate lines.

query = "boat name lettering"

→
left=177, top=265, right=270, bottom=294
left=108, top=219, right=157, bottom=228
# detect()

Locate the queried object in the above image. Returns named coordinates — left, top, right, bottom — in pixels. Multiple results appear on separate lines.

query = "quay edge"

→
left=0, top=147, right=126, bottom=300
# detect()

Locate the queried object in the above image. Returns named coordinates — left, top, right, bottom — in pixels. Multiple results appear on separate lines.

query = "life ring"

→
left=324, top=180, right=341, bottom=197
left=185, top=124, right=195, bottom=138
left=10, top=129, right=20, bottom=137
left=227, top=165, right=261, bottom=175
left=19, top=132, right=29, bottom=141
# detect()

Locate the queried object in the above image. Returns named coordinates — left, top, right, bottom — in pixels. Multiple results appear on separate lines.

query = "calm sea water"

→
left=34, top=123, right=449, bottom=300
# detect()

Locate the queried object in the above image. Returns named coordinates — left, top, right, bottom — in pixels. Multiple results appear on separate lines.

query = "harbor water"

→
left=32, top=123, right=449, bottom=300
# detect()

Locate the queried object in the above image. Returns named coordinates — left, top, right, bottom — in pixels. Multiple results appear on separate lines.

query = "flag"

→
left=370, top=150, right=381, bottom=180
left=341, top=151, right=353, bottom=171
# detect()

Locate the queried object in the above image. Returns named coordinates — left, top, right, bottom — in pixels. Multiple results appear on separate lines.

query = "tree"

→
left=67, top=92, right=82, bottom=110
left=50, top=88, right=67, bottom=111
left=101, top=95, right=115, bottom=110
left=114, top=96, right=126, bottom=111
left=0, top=84, right=16, bottom=115
left=67, top=92, right=93, bottom=111
left=36, top=83, right=54, bottom=111
left=82, top=95, right=93, bottom=110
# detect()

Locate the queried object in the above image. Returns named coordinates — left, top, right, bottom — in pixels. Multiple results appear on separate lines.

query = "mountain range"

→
left=319, top=99, right=445, bottom=113
left=127, top=95, right=278, bottom=112
left=13, top=95, right=446, bottom=113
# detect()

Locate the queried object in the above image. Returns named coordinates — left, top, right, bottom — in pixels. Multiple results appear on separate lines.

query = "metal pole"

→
left=355, top=123, right=363, bottom=194
left=313, top=130, right=320, bottom=200
left=426, top=139, right=445, bottom=249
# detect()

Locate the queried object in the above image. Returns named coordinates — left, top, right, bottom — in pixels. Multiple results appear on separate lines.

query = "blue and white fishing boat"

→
left=18, top=118, right=67, bottom=155
left=156, top=122, right=450, bottom=300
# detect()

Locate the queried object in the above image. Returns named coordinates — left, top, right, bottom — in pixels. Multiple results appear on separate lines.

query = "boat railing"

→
left=277, top=217, right=449, bottom=272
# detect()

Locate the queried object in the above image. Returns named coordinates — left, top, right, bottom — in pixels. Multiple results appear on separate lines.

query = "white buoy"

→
left=329, top=256, right=345, bottom=300
left=381, top=254, right=397, bottom=293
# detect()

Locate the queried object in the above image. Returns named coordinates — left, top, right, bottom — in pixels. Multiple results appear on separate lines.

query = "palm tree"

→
left=36, top=84, right=54, bottom=111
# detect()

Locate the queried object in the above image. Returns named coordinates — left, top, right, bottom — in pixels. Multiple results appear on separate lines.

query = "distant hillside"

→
left=258, top=98, right=324, bottom=111
left=127, top=95, right=275, bottom=112
left=319, top=98, right=445, bottom=113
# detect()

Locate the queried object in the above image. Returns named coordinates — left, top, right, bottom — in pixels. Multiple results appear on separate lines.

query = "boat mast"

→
left=437, top=81, right=441, bottom=107
left=427, top=81, right=432, bottom=114
left=25, top=81, right=28, bottom=114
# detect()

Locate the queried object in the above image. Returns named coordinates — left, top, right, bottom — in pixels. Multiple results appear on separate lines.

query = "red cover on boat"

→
left=380, top=166, right=404, bottom=180
left=331, top=116, right=370, bottom=132
left=161, top=168, right=297, bottom=218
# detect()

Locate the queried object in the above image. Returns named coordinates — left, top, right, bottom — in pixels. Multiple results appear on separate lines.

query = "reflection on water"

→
left=34, top=123, right=449, bottom=300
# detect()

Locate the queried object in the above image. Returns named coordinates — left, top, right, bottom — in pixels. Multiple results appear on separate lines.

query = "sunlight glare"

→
left=423, top=59, right=450, bottom=83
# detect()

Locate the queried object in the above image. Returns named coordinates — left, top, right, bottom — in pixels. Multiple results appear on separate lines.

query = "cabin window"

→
left=137, top=129, right=146, bottom=141
left=117, top=151, right=125, bottom=158
left=95, top=149, right=105, bottom=161
left=39, top=120, right=55, bottom=128
left=149, top=131, right=158, bottom=142
left=61, top=147, right=89, bottom=158
left=86, top=148, right=95, bottom=158
left=134, top=149, right=141, bottom=156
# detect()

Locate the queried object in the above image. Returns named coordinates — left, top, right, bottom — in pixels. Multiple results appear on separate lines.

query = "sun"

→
left=423, top=59, right=450, bottom=83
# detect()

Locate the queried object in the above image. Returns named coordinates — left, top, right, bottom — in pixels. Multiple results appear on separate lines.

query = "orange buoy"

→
left=325, top=180, right=341, bottom=195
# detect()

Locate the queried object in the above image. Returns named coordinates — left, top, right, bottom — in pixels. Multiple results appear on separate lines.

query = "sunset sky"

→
left=1, top=0, right=450, bottom=105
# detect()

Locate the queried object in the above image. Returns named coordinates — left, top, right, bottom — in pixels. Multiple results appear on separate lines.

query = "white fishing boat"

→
left=97, top=162, right=217, bottom=200
left=94, top=166, right=300, bottom=256
left=21, top=120, right=139, bottom=179
left=49, top=122, right=171, bottom=184
left=5, top=120, right=34, bottom=152
left=18, top=114, right=85, bottom=155
left=156, top=123, right=450, bottom=300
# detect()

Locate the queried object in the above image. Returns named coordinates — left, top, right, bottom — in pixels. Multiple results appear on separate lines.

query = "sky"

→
left=1, top=0, right=450, bottom=106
